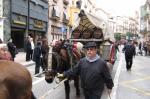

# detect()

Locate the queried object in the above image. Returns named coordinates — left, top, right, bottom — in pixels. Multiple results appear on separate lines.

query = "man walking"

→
left=122, top=40, right=136, bottom=71
left=58, top=42, right=114, bottom=99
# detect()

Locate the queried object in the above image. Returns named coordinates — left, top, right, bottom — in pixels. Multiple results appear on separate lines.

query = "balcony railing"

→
left=62, top=12, right=69, bottom=23
left=51, top=7, right=60, bottom=20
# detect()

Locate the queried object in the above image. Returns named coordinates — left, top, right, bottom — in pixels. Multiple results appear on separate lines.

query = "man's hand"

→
left=57, top=73, right=64, bottom=78
left=56, top=73, right=65, bottom=82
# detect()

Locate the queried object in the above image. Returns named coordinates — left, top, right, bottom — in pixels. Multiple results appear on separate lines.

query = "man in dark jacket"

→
left=122, top=40, right=136, bottom=71
left=58, top=42, right=114, bottom=99
left=33, top=41, right=42, bottom=74
left=7, top=39, right=16, bottom=61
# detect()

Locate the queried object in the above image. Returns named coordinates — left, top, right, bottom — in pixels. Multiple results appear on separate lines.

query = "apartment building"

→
left=47, top=0, right=70, bottom=42
left=140, top=0, right=150, bottom=40
left=0, top=0, right=4, bottom=41
left=2, top=0, right=49, bottom=49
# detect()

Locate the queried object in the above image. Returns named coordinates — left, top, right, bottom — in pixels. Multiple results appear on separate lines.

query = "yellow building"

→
left=67, top=0, right=81, bottom=39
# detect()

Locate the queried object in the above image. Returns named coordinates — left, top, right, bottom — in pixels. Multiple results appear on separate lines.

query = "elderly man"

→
left=58, top=42, right=114, bottom=99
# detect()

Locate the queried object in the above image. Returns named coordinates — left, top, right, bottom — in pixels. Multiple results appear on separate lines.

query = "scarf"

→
left=86, top=54, right=100, bottom=62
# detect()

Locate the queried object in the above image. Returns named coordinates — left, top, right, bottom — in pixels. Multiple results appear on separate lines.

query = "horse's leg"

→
left=64, top=80, right=70, bottom=99
left=74, top=76, right=80, bottom=96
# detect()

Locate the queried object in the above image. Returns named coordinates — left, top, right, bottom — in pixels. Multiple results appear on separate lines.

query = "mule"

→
left=47, top=40, right=84, bottom=99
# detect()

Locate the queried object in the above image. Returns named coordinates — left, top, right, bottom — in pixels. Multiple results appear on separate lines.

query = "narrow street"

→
left=29, top=49, right=150, bottom=99
left=113, top=53, right=150, bottom=99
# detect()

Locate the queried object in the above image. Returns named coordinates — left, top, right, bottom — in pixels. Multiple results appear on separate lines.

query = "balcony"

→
left=62, top=12, right=69, bottom=23
left=53, top=0, right=58, bottom=3
left=63, top=0, right=69, bottom=5
left=51, top=7, right=60, bottom=20
left=76, top=0, right=81, bottom=9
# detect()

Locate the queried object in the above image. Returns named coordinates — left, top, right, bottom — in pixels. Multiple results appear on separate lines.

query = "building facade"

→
left=11, top=0, right=48, bottom=49
left=47, top=0, right=70, bottom=43
left=1, top=0, right=11, bottom=42
left=140, top=0, right=150, bottom=40
left=0, top=0, right=4, bottom=41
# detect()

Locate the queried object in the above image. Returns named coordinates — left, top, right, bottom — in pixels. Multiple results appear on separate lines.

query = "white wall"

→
left=0, top=19, right=4, bottom=41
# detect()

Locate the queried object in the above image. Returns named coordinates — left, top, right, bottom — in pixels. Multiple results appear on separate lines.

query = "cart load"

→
left=70, top=10, right=116, bottom=64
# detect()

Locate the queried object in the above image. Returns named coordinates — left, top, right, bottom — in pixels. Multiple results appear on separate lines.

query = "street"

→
left=1, top=0, right=149, bottom=99
left=26, top=50, right=150, bottom=99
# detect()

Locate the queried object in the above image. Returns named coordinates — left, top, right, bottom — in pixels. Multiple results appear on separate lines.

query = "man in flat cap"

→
left=58, top=41, right=114, bottom=99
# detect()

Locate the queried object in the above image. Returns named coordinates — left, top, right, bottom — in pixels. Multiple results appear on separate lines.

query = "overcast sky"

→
left=95, top=0, right=146, bottom=17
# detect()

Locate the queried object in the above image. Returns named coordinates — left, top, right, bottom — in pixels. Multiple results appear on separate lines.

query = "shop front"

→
left=11, top=13, right=27, bottom=49
left=29, top=18, right=47, bottom=44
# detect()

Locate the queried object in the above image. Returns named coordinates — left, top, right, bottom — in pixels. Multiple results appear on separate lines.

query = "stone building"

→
left=47, top=0, right=70, bottom=43
left=1, top=0, right=11, bottom=42
left=140, top=0, right=150, bottom=40
left=11, top=0, right=48, bottom=49
left=2, top=0, right=49, bottom=49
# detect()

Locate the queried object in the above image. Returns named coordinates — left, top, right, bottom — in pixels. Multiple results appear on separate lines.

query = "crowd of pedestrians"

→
left=25, top=36, right=49, bottom=75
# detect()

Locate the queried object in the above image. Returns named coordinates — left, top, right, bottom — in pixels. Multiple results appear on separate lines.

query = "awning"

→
left=71, top=10, right=114, bottom=42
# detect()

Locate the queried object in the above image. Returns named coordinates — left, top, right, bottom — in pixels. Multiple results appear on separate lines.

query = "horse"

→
left=0, top=44, right=36, bottom=99
left=46, top=39, right=84, bottom=99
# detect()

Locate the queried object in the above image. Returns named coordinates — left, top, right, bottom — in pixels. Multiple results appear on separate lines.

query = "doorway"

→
left=11, top=29, right=25, bottom=49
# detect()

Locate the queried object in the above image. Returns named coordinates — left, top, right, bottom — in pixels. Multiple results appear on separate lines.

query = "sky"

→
left=95, top=0, right=146, bottom=17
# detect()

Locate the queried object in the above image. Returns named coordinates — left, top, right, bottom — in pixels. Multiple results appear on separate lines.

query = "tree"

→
left=114, top=33, right=121, bottom=41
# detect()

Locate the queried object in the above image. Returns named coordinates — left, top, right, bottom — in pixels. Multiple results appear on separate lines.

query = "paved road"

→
left=113, top=54, right=150, bottom=99
left=26, top=54, right=120, bottom=99
left=26, top=51, right=150, bottom=99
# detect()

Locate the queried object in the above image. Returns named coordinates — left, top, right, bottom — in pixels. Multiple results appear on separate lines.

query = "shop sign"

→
left=12, top=15, right=26, bottom=26
left=34, top=20, right=44, bottom=29
left=13, top=20, right=26, bottom=25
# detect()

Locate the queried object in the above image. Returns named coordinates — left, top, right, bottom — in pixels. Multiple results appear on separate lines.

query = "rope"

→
left=40, top=78, right=67, bottom=99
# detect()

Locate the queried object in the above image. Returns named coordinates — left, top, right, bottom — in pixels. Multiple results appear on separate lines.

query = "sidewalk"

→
left=14, top=52, right=35, bottom=67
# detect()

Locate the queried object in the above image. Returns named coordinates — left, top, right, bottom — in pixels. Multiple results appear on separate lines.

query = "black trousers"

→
left=83, top=90, right=101, bottom=99
left=64, top=76, right=80, bottom=99
left=35, top=58, right=41, bottom=74
left=26, top=50, right=30, bottom=61
left=125, top=56, right=133, bottom=70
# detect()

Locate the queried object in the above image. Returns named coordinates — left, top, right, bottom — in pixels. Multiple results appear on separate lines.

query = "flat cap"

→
left=84, top=42, right=97, bottom=48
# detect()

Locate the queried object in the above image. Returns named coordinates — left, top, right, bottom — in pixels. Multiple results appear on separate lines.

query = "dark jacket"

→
left=64, top=57, right=114, bottom=96
left=33, top=46, right=42, bottom=62
left=123, top=44, right=136, bottom=58
left=7, top=42, right=16, bottom=58
left=25, top=40, right=31, bottom=51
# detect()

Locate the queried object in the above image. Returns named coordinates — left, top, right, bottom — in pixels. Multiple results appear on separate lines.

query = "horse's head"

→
left=72, top=42, right=85, bottom=60
left=0, top=60, right=35, bottom=99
